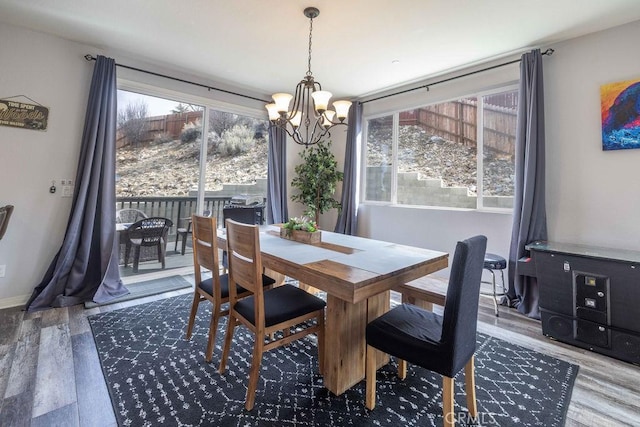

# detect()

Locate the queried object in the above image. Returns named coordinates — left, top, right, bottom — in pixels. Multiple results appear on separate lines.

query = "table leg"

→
left=323, top=291, right=390, bottom=395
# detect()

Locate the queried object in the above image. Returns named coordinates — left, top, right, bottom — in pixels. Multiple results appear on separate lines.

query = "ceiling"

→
left=2, top=0, right=640, bottom=100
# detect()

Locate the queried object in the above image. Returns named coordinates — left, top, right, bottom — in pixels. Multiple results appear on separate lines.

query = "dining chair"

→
left=218, top=219, right=326, bottom=411
left=185, top=215, right=275, bottom=362
left=124, top=217, right=173, bottom=273
left=220, top=205, right=262, bottom=272
left=365, top=235, right=487, bottom=427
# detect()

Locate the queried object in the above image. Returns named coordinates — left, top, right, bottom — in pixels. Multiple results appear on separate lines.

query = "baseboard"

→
left=0, top=293, right=29, bottom=309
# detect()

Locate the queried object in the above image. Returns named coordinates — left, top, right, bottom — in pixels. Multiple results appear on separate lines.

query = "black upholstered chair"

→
left=124, top=217, right=173, bottom=273
left=365, top=235, right=487, bottom=427
left=185, top=215, right=275, bottom=362
left=218, top=219, right=326, bottom=411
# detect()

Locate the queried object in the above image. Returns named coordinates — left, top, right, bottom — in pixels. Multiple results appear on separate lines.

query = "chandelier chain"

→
left=307, top=15, right=313, bottom=77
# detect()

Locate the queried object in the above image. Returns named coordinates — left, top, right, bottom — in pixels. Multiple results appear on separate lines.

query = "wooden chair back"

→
left=225, top=219, right=263, bottom=299
left=191, top=215, right=220, bottom=291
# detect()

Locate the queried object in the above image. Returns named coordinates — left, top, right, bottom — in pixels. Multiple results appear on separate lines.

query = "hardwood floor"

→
left=0, top=281, right=638, bottom=426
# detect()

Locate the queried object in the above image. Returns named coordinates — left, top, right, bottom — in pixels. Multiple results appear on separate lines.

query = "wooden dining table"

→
left=217, top=225, right=449, bottom=396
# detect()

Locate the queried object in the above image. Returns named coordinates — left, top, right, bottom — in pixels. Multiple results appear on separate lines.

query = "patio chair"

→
left=116, top=208, right=147, bottom=224
left=175, top=210, right=210, bottom=256
left=124, top=217, right=173, bottom=273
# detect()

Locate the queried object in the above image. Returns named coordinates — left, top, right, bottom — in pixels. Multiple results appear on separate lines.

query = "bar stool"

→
left=483, top=253, right=507, bottom=317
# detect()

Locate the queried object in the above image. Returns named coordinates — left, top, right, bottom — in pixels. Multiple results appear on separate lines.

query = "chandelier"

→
left=266, top=7, right=352, bottom=146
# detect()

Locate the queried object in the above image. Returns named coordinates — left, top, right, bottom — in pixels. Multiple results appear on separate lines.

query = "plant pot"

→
left=279, top=228, right=322, bottom=244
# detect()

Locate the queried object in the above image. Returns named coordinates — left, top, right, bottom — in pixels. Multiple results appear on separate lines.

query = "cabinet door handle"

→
left=597, top=291, right=605, bottom=297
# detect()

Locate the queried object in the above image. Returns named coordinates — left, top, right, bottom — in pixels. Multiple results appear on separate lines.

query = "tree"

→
left=117, top=100, right=148, bottom=147
left=171, top=103, right=200, bottom=114
left=290, top=140, right=344, bottom=224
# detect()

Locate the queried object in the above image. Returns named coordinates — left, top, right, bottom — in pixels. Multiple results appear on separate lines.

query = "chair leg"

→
left=365, top=344, right=378, bottom=410
left=124, top=243, right=131, bottom=267
left=218, top=315, right=237, bottom=374
left=245, top=336, right=264, bottom=411
left=205, top=307, right=221, bottom=363
left=490, top=269, right=499, bottom=317
left=159, top=243, right=166, bottom=269
left=181, top=232, right=188, bottom=255
left=397, top=358, right=407, bottom=380
left=174, top=232, right=180, bottom=252
left=443, top=376, right=455, bottom=427
left=185, top=293, right=200, bottom=340
left=464, top=356, right=478, bottom=420
left=133, top=247, right=140, bottom=273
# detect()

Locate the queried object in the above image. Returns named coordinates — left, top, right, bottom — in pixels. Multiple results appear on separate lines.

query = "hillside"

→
left=116, top=126, right=514, bottom=198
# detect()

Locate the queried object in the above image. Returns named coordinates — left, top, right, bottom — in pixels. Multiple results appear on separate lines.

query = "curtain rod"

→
left=84, top=54, right=270, bottom=103
left=361, top=48, right=554, bottom=104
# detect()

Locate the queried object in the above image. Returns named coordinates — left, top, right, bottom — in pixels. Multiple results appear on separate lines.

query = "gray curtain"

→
left=507, top=49, right=547, bottom=319
left=335, top=102, right=362, bottom=235
left=26, top=55, right=127, bottom=311
left=266, top=126, right=288, bottom=224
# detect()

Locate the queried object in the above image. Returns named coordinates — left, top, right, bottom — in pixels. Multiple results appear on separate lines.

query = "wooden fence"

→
left=399, top=96, right=517, bottom=156
left=117, top=111, right=203, bottom=148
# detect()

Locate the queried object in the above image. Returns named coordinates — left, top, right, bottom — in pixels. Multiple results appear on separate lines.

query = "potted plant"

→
left=290, top=140, right=344, bottom=225
left=280, top=216, right=321, bottom=243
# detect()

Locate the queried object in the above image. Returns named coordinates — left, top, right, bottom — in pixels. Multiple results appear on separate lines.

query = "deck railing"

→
left=116, top=196, right=234, bottom=235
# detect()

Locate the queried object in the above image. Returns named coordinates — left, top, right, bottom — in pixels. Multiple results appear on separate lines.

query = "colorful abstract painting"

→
left=601, top=78, right=640, bottom=151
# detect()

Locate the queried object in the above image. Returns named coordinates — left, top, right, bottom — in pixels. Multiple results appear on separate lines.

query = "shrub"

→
left=180, top=120, right=202, bottom=143
left=217, top=125, right=254, bottom=156
left=117, top=101, right=148, bottom=147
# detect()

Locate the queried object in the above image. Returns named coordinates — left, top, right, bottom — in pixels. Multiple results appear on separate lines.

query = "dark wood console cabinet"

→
left=525, top=241, right=640, bottom=365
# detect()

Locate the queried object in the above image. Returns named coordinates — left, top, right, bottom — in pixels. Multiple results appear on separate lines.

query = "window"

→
left=364, top=88, right=517, bottom=209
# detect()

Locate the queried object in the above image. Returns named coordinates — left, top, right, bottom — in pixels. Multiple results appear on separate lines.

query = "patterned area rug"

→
left=88, top=294, right=578, bottom=426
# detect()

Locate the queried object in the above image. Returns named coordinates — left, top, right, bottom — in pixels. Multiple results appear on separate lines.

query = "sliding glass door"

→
left=115, top=89, right=270, bottom=279
left=115, top=90, right=205, bottom=277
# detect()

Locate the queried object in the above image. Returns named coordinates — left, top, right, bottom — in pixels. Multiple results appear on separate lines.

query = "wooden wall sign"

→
left=0, top=98, right=49, bottom=131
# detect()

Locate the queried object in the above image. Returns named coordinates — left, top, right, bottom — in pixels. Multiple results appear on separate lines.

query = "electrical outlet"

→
left=0, top=265, right=6, bottom=278
left=62, top=178, right=74, bottom=198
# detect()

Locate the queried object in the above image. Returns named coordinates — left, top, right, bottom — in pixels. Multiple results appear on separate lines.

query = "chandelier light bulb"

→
left=332, top=100, right=352, bottom=120
left=272, top=93, right=293, bottom=113
left=265, top=103, right=280, bottom=121
left=311, top=90, right=332, bottom=113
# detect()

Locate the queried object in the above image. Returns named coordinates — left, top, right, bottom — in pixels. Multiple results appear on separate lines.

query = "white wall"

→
left=0, top=24, right=92, bottom=307
left=544, top=20, right=640, bottom=251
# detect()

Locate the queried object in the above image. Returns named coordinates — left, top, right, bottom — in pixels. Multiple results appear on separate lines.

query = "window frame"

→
left=361, top=84, right=518, bottom=212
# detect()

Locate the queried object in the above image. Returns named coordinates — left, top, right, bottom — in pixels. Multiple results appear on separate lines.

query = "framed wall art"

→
left=601, top=78, right=640, bottom=151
